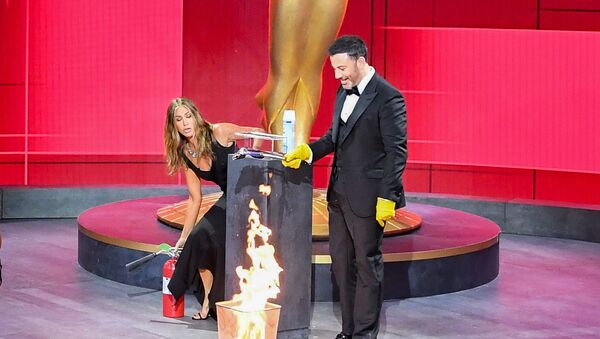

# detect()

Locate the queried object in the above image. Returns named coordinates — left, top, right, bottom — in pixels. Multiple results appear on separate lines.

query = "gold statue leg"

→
left=256, top=0, right=347, bottom=149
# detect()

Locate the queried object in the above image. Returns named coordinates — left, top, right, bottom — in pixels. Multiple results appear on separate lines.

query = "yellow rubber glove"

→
left=376, top=197, right=396, bottom=227
left=282, top=143, right=311, bottom=169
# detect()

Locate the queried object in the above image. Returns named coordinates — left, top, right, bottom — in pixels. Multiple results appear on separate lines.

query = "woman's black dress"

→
left=167, top=140, right=236, bottom=309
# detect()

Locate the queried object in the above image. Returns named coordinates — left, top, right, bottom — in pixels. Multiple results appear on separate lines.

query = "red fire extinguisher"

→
left=163, top=257, right=184, bottom=318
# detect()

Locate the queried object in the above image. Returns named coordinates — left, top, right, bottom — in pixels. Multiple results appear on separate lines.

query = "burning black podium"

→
left=224, top=155, right=313, bottom=338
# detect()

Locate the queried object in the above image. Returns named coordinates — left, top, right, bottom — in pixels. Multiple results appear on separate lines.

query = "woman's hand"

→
left=175, top=237, right=187, bottom=249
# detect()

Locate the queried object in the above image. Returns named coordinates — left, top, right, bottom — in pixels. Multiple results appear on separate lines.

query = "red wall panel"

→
left=433, top=0, right=537, bottom=29
left=0, top=0, right=26, bottom=83
left=0, top=163, right=25, bottom=185
left=0, top=87, right=25, bottom=135
left=540, top=10, right=600, bottom=32
left=0, top=0, right=183, bottom=185
left=371, top=0, right=387, bottom=71
left=403, top=163, right=431, bottom=193
left=387, top=27, right=600, bottom=174
left=386, top=0, right=537, bottom=29
left=540, top=0, right=600, bottom=32
left=313, top=163, right=332, bottom=190
left=430, top=165, right=534, bottom=199
left=540, top=0, right=600, bottom=10
left=0, top=0, right=26, bottom=169
left=27, top=163, right=176, bottom=186
left=182, top=0, right=268, bottom=128
left=0, top=133, right=24, bottom=154
left=535, top=170, right=600, bottom=205
left=387, top=0, right=434, bottom=27
left=26, top=0, right=182, bottom=155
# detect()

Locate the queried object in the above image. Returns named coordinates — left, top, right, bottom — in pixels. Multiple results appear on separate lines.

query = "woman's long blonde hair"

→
left=164, top=97, right=214, bottom=175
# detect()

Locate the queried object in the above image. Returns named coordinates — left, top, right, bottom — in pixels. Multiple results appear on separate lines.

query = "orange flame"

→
left=231, top=185, right=283, bottom=338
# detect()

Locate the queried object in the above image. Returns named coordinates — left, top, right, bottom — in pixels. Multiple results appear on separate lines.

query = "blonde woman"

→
left=164, top=97, right=262, bottom=320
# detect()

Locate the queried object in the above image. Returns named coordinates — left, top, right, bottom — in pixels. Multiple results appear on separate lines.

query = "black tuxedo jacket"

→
left=310, top=73, right=407, bottom=217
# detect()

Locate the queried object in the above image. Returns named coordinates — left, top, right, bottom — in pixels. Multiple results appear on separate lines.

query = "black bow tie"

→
left=345, top=86, right=360, bottom=96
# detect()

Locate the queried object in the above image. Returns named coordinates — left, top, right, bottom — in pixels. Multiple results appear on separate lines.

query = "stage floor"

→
left=78, top=195, right=500, bottom=300
left=4, top=219, right=600, bottom=338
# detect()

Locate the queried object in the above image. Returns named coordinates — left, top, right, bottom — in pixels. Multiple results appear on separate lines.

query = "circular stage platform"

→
left=78, top=195, right=500, bottom=300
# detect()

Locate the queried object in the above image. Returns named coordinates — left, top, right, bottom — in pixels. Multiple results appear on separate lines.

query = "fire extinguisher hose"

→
left=125, top=243, right=180, bottom=271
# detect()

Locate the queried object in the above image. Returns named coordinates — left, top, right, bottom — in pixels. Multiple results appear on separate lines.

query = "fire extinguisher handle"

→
left=167, top=247, right=182, bottom=258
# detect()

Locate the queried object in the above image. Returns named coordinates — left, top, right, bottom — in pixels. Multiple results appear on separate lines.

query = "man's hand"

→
left=376, top=197, right=396, bottom=227
left=282, top=143, right=311, bottom=169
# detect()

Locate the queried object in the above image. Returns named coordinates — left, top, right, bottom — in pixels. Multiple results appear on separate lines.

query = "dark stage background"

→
left=1, top=0, right=599, bottom=205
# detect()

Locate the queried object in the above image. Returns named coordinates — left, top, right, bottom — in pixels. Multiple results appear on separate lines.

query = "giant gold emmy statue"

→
left=256, top=0, right=348, bottom=148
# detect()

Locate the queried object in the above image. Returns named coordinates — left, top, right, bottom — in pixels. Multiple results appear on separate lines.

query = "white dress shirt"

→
left=306, top=66, right=376, bottom=163
left=340, top=66, right=375, bottom=123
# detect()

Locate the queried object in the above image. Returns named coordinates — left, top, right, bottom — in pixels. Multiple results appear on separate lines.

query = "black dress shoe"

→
left=335, top=333, right=352, bottom=339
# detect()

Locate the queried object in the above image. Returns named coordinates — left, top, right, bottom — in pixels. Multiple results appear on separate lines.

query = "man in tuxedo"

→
left=283, top=35, right=407, bottom=338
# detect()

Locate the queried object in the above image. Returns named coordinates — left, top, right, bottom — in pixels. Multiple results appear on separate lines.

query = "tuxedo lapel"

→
left=331, top=89, right=346, bottom=145
left=337, top=75, right=379, bottom=146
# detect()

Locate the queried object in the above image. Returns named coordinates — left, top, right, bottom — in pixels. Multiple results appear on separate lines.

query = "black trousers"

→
left=328, top=182, right=384, bottom=339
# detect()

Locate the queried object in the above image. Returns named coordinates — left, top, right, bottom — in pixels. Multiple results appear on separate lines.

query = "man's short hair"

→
left=328, top=35, right=368, bottom=62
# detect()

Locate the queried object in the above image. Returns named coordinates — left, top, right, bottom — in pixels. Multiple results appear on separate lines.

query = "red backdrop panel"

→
left=26, top=0, right=182, bottom=155
left=539, top=0, right=600, bottom=32
left=371, top=0, right=388, bottom=71
left=386, top=0, right=537, bottom=29
left=0, top=0, right=183, bottom=185
left=28, top=162, right=176, bottom=185
left=0, top=163, right=25, bottom=185
left=387, top=27, right=600, bottom=174
left=535, top=170, right=600, bottom=205
left=182, top=0, right=268, bottom=127
left=403, top=163, right=431, bottom=193
left=540, top=10, right=600, bottom=32
left=540, top=0, right=600, bottom=11
left=0, top=87, right=25, bottom=137
left=431, top=165, right=534, bottom=199
left=387, top=0, right=434, bottom=28
left=0, top=0, right=26, bottom=88
left=433, top=0, right=537, bottom=29
left=0, top=0, right=27, bottom=177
